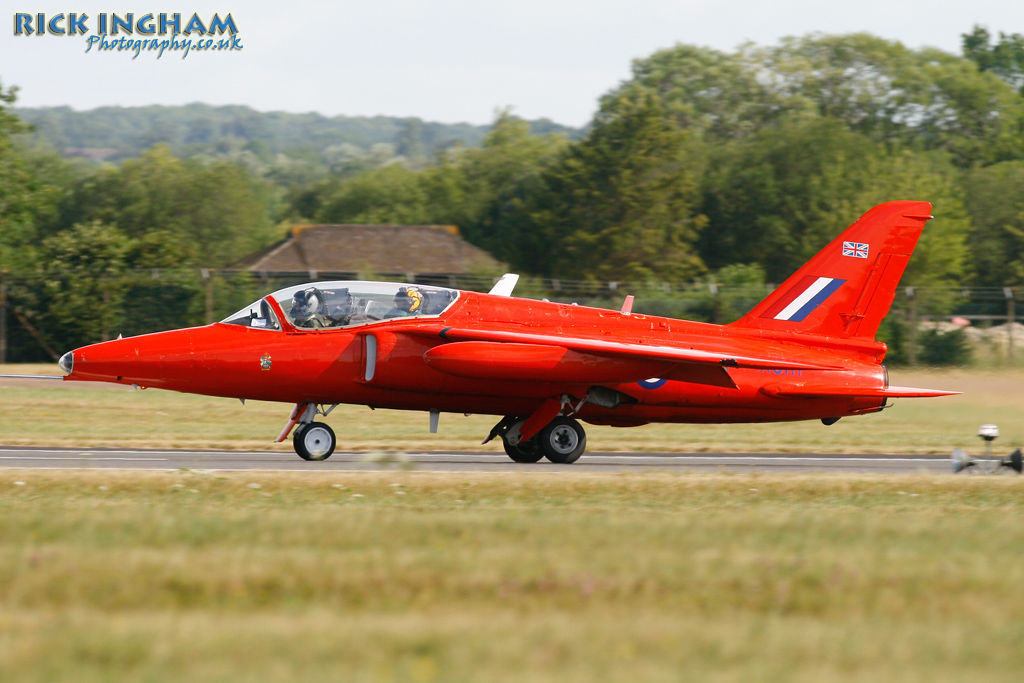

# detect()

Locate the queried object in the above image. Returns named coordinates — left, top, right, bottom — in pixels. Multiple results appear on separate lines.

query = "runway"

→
left=0, top=446, right=957, bottom=473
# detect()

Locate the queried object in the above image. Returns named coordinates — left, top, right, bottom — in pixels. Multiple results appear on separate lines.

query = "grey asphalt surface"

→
left=0, top=446, right=959, bottom=473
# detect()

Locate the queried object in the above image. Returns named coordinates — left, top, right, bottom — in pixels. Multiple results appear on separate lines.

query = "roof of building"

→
left=238, top=224, right=501, bottom=275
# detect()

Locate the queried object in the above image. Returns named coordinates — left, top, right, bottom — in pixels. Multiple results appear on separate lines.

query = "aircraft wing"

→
left=434, top=326, right=844, bottom=371
left=418, top=327, right=846, bottom=387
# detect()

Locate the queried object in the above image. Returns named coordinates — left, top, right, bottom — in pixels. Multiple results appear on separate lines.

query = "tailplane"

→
left=731, top=201, right=932, bottom=340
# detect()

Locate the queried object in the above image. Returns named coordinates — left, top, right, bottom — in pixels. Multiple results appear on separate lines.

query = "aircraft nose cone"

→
left=58, top=351, right=74, bottom=375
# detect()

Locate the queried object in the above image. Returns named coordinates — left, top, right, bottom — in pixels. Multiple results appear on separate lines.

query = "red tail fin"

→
left=731, top=201, right=932, bottom=340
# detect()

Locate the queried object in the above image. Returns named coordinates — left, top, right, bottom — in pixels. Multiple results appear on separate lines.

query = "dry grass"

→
left=2, top=470, right=1023, bottom=681
left=2, top=365, right=1020, bottom=454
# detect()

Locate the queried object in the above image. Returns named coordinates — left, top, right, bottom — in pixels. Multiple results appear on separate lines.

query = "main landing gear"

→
left=503, top=436, right=544, bottom=463
left=490, top=414, right=588, bottom=464
left=277, top=402, right=339, bottom=461
left=539, top=417, right=587, bottom=463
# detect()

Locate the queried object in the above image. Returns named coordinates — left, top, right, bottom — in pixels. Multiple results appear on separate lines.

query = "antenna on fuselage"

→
left=488, top=273, right=519, bottom=297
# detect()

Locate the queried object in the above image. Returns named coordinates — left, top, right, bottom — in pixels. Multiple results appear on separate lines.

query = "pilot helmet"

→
left=395, top=286, right=423, bottom=313
left=291, top=288, right=321, bottom=319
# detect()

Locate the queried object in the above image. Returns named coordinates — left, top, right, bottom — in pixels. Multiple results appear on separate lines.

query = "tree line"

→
left=3, top=28, right=1024, bottom=362
left=15, top=102, right=581, bottom=168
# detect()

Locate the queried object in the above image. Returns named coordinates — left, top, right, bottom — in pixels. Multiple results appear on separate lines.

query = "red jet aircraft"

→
left=50, top=200, right=956, bottom=463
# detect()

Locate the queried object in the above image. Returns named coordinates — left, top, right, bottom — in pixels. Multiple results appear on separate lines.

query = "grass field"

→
left=1, top=364, right=1021, bottom=454
left=2, top=470, right=1024, bottom=682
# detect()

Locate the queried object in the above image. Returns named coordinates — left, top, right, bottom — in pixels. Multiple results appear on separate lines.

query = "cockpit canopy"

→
left=221, top=281, right=460, bottom=331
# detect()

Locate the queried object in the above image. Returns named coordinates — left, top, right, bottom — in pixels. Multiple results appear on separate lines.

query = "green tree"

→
left=284, top=175, right=344, bottom=222
left=962, top=161, right=1024, bottom=286
left=600, top=43, right=791, bottom=140
left=396, top=118, right=426, bottom=161
left=310, top=112, right=566, bottom=265
left=0, top=80, right=62, bottom=270
left=315, top=163, right=431, bottom=224
left=700, top=118, right=878, bottom=279
left=918, top=327, right=973, bottom=365
left=609, top=34, right=1024, bottom=167
left=529, top=91, right=706, bottom=281
left=38, top=221, right=134, bottom=348
left=441, top=111, right=566, bottom=257
left=180, top=159, right=279, bottom=264
left=700, top=117, right=969, bottom=288
left=963, top=26, right=1024, bottom=94
left=842, top=151, right=970, bottom=291
left=59, top=144, right=278, bottom=266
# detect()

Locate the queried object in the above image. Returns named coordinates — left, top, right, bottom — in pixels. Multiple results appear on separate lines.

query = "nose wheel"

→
left=276, top=403, right=340, bottom=461
left=294, top=422, right=336, bottom=461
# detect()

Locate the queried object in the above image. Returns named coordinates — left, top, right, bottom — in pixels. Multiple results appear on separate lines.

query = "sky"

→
left=2, top=1, right=1023, bottom=127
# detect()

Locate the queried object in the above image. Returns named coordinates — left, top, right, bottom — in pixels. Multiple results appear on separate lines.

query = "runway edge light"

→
left=979, top=424, right=999, bottom=459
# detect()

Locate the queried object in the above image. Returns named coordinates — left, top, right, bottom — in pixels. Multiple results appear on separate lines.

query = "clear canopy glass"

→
left=221, top=297, right=281, bottom=330
left=221, top=281, right=459, bottom=330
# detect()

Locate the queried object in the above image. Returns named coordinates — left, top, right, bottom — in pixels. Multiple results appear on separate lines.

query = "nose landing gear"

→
left=276, top=402, right=340, bottom=461
left=294, top=422, right=336, bottom=461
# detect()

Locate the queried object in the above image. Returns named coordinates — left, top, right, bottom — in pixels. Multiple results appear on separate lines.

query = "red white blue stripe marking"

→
left=761, top=276, right=846, bottom=322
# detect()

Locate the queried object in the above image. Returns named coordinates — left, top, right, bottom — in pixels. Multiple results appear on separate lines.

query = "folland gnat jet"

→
left=33, top=201, right=957, bottom=463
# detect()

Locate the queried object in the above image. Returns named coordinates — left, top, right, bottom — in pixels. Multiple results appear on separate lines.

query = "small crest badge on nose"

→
left=260, top=353, right=272, bottom=370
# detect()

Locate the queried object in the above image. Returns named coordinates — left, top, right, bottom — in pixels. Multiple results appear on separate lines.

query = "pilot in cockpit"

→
left=290, top=288, right=329, bottom=328
left=386, top=286, right=423, bottom=318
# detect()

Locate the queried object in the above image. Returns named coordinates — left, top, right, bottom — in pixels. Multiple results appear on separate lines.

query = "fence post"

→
left=1007, top=287, right=1016, bottom=364
left=0, top=270, right=7, bottom=365
left=202, top=269, right=214, bottom=325
left=709, top=282, right=720, bottom=324
left=906, top=286, right=916, bottom=366
left=101, top=270, right=111, bottom=342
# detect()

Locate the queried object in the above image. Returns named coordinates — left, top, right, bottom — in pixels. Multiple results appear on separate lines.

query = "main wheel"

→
left=539, top=417, right=586, bottom=464
left=294, top=422, right=336, bottom=461
left=503, top=436, right=544, bottom=463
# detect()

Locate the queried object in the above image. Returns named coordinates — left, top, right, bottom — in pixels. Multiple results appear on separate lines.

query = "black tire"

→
left=294, top=422, right=336, bottom=461
left=502, top=437, right=544, bottom=463
left=540, top=417, right=586, bottom=464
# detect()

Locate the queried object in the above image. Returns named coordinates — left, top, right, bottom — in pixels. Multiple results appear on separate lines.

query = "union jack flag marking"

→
left=843, top=241, right=869, bottom=258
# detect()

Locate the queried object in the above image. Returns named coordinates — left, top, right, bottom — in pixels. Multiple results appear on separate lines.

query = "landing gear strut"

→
left=490, top=414, right=588, bottom=464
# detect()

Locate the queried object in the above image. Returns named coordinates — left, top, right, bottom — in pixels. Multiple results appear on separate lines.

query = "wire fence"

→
left=0, top=268, right=1019, bottom=364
